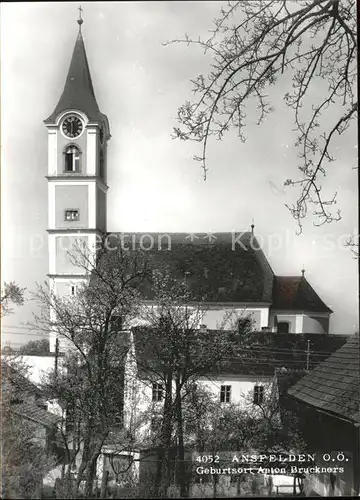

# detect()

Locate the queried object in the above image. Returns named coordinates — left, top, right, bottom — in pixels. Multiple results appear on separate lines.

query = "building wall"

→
left=55, top=185, right=89, bottom=229
left=55, top=235, right=89, bottom=274
left=97, top=187, right=107, bottom=233
left=200, top=308, right=266, bottom=330
left=128, top=372, right=274, bottom=444
left=302, top=314, right=329, bottom=334
left=199, top=374, right=273, bottom=406
left=134, top=305, right=269, bottom=332
left=269, top=311, right=330, bottom=334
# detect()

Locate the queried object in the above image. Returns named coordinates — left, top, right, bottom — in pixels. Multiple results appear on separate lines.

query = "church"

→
left=44, top=15, right=333, bottom=353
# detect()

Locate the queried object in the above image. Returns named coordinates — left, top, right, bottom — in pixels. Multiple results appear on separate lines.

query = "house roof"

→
left=44, top=28, right=107, bottom=125
left=2, top=361, right=61, bottom=428
left=1, top=361, right=42, bottom=397
left=12, top=400, right=61, bottom=428
left=288, top=336, right=360, bottom=424
left=272, top=276, right=332, bottom=313
left=132, top=328, right=348, bottom=378
left=105, top=232, right=274, bottom=303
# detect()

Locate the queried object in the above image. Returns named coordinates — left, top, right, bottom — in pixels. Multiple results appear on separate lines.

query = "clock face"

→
left=62, top=116, right=83, bottom=138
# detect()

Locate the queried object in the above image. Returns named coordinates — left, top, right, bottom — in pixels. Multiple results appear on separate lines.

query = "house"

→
left=287, top=336, right=360, bottom=496
left=1, top=360, right=63, bottom=497
left=98, top=328, right=347, bottom=496
left=126, top=328, right=347, bottom=434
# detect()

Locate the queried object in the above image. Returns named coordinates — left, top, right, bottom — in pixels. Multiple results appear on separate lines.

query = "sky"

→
left=1, top=2, right=358, bottom=346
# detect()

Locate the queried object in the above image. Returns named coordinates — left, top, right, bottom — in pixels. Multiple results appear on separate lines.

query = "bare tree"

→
left=167, top=0, right=357, bottom=233
left=185, top=384, right=306, bottom=496
left=1, top=354, right=57, bottom=499
left=32, top=242, right=150, bottom=498
left=133, top=268, right=254, bottom=497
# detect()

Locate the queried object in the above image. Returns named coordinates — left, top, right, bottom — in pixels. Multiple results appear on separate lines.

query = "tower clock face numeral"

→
left=62, top=116, right=83, bottom=138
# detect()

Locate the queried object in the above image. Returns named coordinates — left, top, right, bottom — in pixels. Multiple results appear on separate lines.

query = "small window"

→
left=70, top=285, right=77, bottom=296
left=277, top=322, right=290, bottom=333
left=152, top=383, right=163, bottom=402
left=253, top=385, right=264, bottom=405
left=64, top=145, right=81, bottom=172
left=65, top=209, right=80, bottom=221
left=220, top=385, right=231, bottom=403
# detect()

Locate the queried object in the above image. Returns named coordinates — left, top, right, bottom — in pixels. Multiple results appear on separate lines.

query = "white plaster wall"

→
left=86, top=127, right=97, bottom=176
left=47, top=128, right=57, bottom=176
left=134, top=304, right=270, bottom=331
left=198, top=375, right=272, bottom=406
left=128, top=373, right=274, bottom=443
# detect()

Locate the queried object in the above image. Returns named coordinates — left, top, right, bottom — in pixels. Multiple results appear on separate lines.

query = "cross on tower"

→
left=77, top=5, right=84, bottom=27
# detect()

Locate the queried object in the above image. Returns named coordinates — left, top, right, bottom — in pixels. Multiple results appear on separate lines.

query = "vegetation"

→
left=168, top=0, right=357, bottom=233
left=1, top=281, right=25, bottom=317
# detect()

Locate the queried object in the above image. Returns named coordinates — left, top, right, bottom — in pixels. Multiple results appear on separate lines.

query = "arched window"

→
left=64, top=145, right=81, bottom=172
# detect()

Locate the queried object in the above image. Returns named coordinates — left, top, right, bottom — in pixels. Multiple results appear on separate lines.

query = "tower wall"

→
left=45, top=25, right=109, bottom=353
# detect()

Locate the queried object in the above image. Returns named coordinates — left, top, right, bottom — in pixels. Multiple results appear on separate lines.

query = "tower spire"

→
left=44, top=10, right=107, bottom=124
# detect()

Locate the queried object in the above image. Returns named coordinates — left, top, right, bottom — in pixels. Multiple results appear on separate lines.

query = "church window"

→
left=65, top=209, right=80, bottom=221
left=253, top=384, right=264, bottom=405
left=64, top=145, right=81, bottom=172
left=152, top=383, right=163, bottom=402
left=220, top=385, right=231, bottom=403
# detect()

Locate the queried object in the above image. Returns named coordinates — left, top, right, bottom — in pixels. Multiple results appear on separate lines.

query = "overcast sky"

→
left=1, top=2, right=358, bottom=345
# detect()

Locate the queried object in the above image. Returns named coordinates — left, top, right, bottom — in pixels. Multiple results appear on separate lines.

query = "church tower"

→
left=44, top=11, right=110, bottom=352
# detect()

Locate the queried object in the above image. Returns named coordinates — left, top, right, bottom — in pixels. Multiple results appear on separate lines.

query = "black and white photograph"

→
left=1, top=1, right=359, bottom=498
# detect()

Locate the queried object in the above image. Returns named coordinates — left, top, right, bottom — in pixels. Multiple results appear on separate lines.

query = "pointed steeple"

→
left=45, top=12, right=104, bottom=124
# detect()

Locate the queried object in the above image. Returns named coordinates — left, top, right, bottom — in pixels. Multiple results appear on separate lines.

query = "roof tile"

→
left=288, top=337, right=360, bottom=423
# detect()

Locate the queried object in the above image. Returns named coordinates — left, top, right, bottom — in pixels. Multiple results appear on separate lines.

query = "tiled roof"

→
left=132, top=328, right=347, bottom=378
left=105, top=232, right=274, bottom=303
left=12, top=400, right=61, bottom=428
left=288, top=336, right=360, bottom=424
left=272, top=276, right=332, bottom=313
left=1, top=361, right=41, bottom=396
left=2, top=361, right=61, bottom=428
left=45, top=30, right=107, bottom=124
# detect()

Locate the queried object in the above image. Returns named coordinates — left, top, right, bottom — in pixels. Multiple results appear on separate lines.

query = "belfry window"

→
left=64, top=145, right=81, bottom=172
